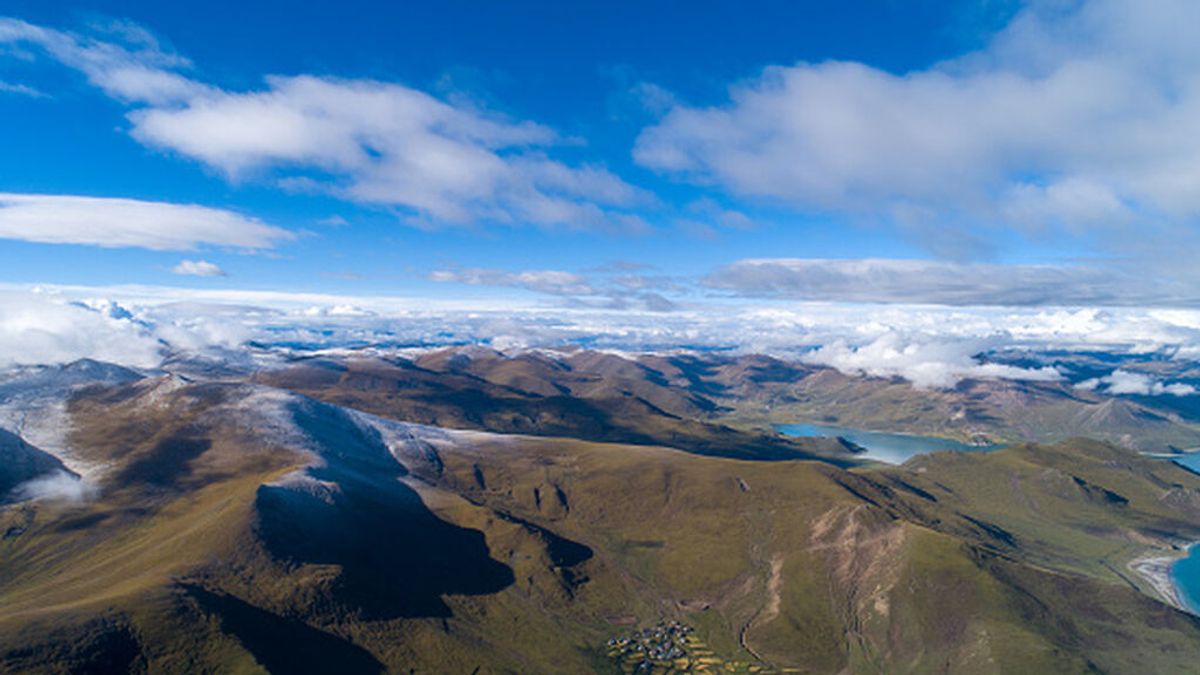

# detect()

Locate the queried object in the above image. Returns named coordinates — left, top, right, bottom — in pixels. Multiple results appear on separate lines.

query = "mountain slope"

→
left=260, top=347, right=1200, bottom=453
left=2, top=370, right=1200, bottom=673
left=255, top=356, right=858, bottom=464
left=0, top=428, right=71, bottom=502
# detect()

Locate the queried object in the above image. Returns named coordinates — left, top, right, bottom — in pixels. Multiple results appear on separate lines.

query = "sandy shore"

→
left=1129, top=547, right=1191, bottom=611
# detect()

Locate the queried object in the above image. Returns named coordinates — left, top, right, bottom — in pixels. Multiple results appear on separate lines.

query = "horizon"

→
left=7, top=4, right=1200, bottom=671
left=2, top=0, right=1200, bottom=392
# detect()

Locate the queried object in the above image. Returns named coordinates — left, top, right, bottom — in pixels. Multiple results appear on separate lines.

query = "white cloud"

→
left=129, top=77, right=650, bottom=229
left=801, top=333, right=1062, bottom=389
left=172, top=259, right=226, bottom=277
left=1075, top=369, right=1195, bottom=396
left=703, top=258, right=1192, bottom=307
left=634, top=0, right=1200, bottom=256
left=0, top=193, right=291, bottom=250
left=0, top=79, right=44, bottom=97
left=0, top=17, right=208, bottom=104
left=10, top=470, right=96, bottom=503
left=2, top=19, right=650, bottom=231
left=302, top=304, right=376, bottom=318
left=430, top=268, right=598, bottom=296
left=687, top=197, right=755, bottom=230
left=0, top=291, right=161, bottom=368
left=429, top=266, right=683, bottom=312
left=7, top=282, right=1200, bottom=391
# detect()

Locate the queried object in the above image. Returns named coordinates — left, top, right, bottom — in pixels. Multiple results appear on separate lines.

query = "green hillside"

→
left=3, top=372, right=1200, bottom=673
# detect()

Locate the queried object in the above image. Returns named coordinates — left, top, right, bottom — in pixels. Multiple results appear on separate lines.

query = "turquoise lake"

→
left=1168, top=454, right=1200, bottom=614
left=776, top=422, right=998, bottom=465
left=1170, top=545, right=1200, bottom=614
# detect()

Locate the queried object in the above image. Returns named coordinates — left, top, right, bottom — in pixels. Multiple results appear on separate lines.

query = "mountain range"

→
left=2, top=348, right=1200, bottom=673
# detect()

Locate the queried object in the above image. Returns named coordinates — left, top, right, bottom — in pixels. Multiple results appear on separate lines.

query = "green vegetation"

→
left=260, top=348, right=1200, bottom=453
left=3, top=352, right=1200, bottom=673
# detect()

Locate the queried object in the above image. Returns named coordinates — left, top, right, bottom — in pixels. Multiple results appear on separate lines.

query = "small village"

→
left=606, top=621, right=784, bottom=674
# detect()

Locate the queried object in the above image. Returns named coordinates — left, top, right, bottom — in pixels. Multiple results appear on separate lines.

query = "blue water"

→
left=1171, top=545, right=1200, bottom=614
left=1171, top=452, right=1200, bottom=474
left=776, top=422, right=998, bottom=465
left=1166, top=453, right=1200, bottom=613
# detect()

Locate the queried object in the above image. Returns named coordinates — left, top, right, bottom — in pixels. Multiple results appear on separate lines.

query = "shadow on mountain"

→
left=0, top=428, right=70, bottom=502
left=183, top=584, right=384, bottom=675
left=496, top=511, right=594, bottom=593
left=0, top=616, right=143, bottom=675
left=255, top=400, right=514, bottom=619
left=114, top=432, right=212, bottom=488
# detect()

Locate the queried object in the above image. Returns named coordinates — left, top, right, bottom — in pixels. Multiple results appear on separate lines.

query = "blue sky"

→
left=1, top=0, right=1198, bottom=308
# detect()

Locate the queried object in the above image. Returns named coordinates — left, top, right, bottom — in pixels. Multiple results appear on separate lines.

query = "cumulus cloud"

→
left=0, top=291, right=161, bottom=367
left=0, top=193, right=291, bottom=250
left=704, top=258, right=1193, bottom=307
left=802, top=333, right=1062, bottom=389
left=302, top=304, right=376, bottom=318
left=1, top=18, right=650, bottom=231
left=1075, top=369, right=1195, bottom=396
left=172, top=259, right=226, bottom=277
left=635, top=0, right=1200, bottom=258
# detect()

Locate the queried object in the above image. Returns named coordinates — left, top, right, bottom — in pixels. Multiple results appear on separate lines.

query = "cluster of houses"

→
left=606, top=621, right=778, bottom=674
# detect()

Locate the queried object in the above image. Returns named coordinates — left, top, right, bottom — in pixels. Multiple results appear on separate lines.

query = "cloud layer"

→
left=429, top=265, right=679, bottom=312
left=430, top=268, right=597, bottom=296
left=0, top=291, right=162, bottom=368
left=4, top=283, right=1200, bottom=392
left=703, top=258, right=1195, bottom=306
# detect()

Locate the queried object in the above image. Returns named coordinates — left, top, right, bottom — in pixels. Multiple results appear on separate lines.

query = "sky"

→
left=2, top=0, right=1200, bottom=388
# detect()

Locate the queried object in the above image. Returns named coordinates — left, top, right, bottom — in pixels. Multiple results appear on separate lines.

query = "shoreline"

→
left=1128, top=544, right=1194, bottom=613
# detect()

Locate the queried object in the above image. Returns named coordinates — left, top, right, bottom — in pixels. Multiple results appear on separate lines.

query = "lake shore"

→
left=1129, top=545, right=1192, bottom=612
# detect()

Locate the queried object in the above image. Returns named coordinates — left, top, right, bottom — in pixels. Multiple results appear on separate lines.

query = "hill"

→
left=372, top=347, right=1200, bottom=452
left=2, top=368, right=1199, bottom=673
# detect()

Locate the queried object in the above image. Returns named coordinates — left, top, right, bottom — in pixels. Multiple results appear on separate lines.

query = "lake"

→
left=1168, top=454, right=1200, bottom=614
left=1171, top=545, right=1200, bottom=614
left=776, top=422, right=999, bottom=464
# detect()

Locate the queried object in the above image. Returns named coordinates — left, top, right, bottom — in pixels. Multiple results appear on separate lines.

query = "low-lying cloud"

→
left=8, top=283, right=1200, bottom=391
left=10, top=470, right=96, bottom=503
left=802, top=333, right=1062, bottom=389
left=1075, top=369, right=1196, bottom=397
left=0, top=291, right=161, bottom=368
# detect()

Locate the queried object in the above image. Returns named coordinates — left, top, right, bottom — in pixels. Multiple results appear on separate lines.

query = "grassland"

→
left=2, top=364, right=1200, bottom=673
